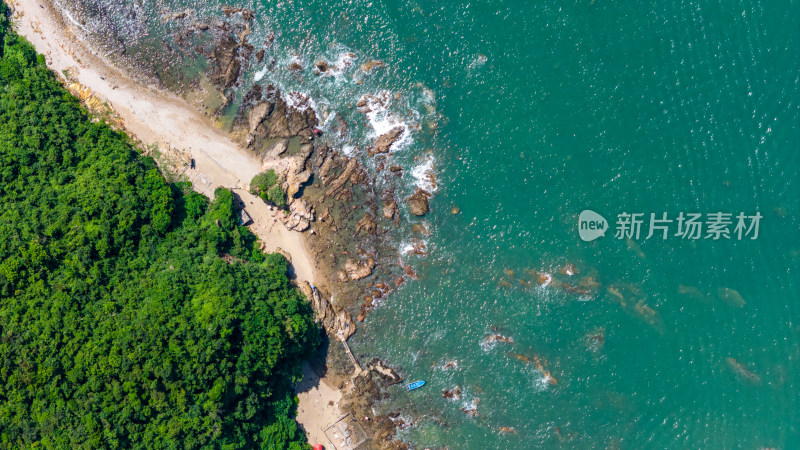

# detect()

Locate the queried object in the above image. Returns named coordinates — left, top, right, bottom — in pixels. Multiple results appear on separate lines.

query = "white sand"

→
left=10, top=0, right=343, bottom=443
left=295, top=363, right=344, bottom=448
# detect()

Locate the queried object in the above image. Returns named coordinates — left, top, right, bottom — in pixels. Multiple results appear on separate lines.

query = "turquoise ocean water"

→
left=79, top=0, right=800, bottom=447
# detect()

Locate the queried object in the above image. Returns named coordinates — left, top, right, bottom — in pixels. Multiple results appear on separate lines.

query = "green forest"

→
left=0, top=5, right=317, bottom=449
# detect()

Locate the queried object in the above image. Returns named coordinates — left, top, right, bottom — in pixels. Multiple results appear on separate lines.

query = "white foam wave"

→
left=411, top=156, right=437, bottom=193
left=254, top=65, right=268, bottom=82
left=361, top=91, right=413, bottom=153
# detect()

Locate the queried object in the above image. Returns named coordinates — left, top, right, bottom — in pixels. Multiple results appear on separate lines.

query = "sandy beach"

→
left=9, top=0, right=342, bottom=445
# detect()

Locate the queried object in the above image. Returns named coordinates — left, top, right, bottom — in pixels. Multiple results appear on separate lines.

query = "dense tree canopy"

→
left=0, top=6, right=317, bottom=448
left=250, top=170, right=286, bottom=209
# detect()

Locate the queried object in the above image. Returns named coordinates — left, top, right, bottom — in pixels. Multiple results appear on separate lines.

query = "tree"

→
left=0, top=22, right=316, bottom=449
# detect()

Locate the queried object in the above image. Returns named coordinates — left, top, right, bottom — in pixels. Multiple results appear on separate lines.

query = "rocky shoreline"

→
left=57, top=2, right=437, bottom=447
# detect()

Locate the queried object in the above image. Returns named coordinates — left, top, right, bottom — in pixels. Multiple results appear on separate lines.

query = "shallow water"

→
left=73, top=0, right=800, bottom=447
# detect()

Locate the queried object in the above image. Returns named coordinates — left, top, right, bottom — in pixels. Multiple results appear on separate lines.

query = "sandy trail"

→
left=10, top=0, right=342, bottom=443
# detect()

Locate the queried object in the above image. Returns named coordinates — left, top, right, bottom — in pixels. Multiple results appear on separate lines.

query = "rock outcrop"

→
left=407, top=188, right=431, bottom=216
left=355, top=213, right=377, bottom=235
left=369, top=126, right=405, bottom=156
left=345, top=257, right=376, bottom=280
left=300, top=282, right=356, bottom=340
left=284, top=199, right=314, bottom=231
left=286, top=169, right=312, bottom=199
left=325, top=158, right=359, bottom=197
left=209, top=34, right=242, bottom=89
left=247, top=90, right=319, bottom=144
left=383, top=198, right=397, bottom=220
left=367, top=358, right=402, bottom=386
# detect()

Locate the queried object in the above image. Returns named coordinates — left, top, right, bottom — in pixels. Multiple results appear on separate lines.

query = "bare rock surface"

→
left=369, top=126, right=405, bottom=156
left=407, top=188, right=431, bottom=216
left=345, top=257, right=376, bottom=280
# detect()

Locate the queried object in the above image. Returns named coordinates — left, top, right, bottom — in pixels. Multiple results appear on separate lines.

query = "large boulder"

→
left=283, top=199, right=314, bottom=232
left=383, top=199, right=397, bottom=220
left=334, top=310, right=356, bottom=340
left=345, top=257, right=376, bottom=280
left=407, top=188, right=431, bottom=216
left=284, top=214, right=310, bottom=232
left=290, top=199, right=314, bottom=221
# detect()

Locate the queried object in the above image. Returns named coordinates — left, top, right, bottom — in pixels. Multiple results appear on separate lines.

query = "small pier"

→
left=338, top=334, right=362, bottom=375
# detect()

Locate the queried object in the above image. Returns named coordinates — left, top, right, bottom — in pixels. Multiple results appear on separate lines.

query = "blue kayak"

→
left=404, top=380, right=425, bottom=391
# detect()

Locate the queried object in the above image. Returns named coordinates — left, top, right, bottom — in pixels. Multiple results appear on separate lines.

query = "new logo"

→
left=578, top=210, right=608, bottom=242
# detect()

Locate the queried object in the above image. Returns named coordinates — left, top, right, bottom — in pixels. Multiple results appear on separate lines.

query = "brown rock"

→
left=345, top=257, right=376, bottom=280
left=560, top=263, right=578, bottom=276
left=355, top=213, right=377, bottom=235
left=370, top=126, right=405, bottom=156
left=248, top=101, right=273, bottom=133
left=407, top=188, right=431, bottom=216
left=403, top=265, right=417, bottom=279
left=314, top=60, right=330, bottom=74
left=326, top=158, right=359, bottom=196
left=442, top=386, right=462, bottom=400
left=337, top=270, right=349, bottom=283
left=383, top=198, right=398, bottom=220
left=361, top=60, right=386, bottom=72
left=209, top=34, right=242, bottom=90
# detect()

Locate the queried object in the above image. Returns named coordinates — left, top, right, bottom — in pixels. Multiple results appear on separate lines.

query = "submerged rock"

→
left=442, top=386, right=462, bottom=400
left=560, top=263, right=578, bottom=276
left=461, top=398, right=480, bottom=417
left=483, top=334, right=514, bottom=346
left=726, top=357, right=761, bottom=384
left=718, top=287, right=746, bottom=308
left=361, top=60, right=386, bottom=72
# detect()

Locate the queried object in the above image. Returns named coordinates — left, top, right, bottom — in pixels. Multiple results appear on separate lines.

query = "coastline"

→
left=8, top=0, right=344, bottom=446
